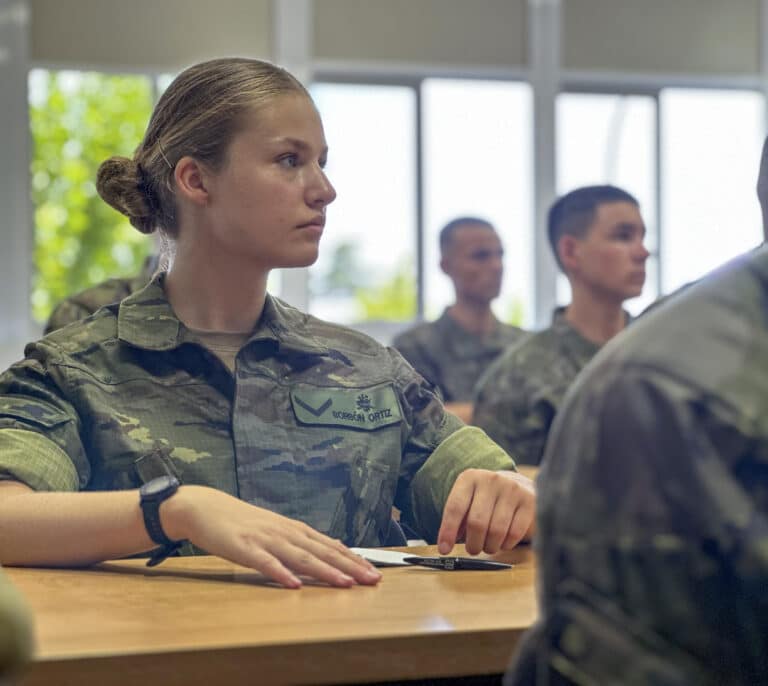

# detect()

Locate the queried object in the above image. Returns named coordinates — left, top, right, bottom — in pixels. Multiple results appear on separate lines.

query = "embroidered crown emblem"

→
left=356, top=393, right=373, bottom=412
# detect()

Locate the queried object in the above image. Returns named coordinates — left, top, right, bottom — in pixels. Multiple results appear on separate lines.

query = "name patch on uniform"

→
left=290, top=384, right=402, bottom=431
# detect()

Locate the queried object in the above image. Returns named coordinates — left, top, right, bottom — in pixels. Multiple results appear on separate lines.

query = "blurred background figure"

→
left=393, top=217, right=526, bottom=423
left=473, top=185, right=648, bottom=464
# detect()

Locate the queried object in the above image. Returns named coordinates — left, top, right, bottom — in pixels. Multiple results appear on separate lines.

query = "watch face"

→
left=141, top=476, right=177, bottom=497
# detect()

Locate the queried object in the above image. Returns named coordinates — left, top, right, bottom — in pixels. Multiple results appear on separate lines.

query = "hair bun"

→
left=96, top=156, right=156, bottom=234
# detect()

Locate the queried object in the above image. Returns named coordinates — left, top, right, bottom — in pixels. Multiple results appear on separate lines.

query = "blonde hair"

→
left=96, top=58, right=309, bottom=237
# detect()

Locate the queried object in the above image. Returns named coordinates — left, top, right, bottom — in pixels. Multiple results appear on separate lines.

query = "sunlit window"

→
left=29, top=69, right=153, bottom=323
left=556, top=93, right=658, bottom=315
left=422, top=79, right=534, bottom=327
left=660, top=88, right=764, bottom=293
left=309, top=83, right=417, bottom=324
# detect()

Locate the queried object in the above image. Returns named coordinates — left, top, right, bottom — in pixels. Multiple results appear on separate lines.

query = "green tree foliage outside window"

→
left=29, top=70, right=154, bottom=323
left=312, top=241, right=417, bottom=321
left=356, top=261, right=417, bottom=320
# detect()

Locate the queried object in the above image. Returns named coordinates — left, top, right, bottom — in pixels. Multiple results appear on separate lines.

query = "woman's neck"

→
left=164, top=239, right=269, bottom=333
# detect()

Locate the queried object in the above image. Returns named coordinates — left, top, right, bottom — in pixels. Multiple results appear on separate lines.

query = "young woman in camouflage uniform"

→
left=0, top=58, right=534, bottom=589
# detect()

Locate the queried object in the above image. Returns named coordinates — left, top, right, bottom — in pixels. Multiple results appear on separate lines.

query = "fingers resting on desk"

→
left=437, top=469, right=536, bottom=556
left=167, top=486, right=382, bottom=589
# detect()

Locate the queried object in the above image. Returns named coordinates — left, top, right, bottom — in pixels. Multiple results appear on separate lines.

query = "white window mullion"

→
left=528, top=0, right=561, bottom=328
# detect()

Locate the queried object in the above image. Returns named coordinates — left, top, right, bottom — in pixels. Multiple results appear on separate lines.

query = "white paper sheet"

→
left=349, top=547, right=423, bottom=567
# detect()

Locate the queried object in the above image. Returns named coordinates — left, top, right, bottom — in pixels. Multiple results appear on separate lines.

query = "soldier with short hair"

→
left=393, top=216, right=526, bottom=423
left=473, top=185, right=648, bottom=465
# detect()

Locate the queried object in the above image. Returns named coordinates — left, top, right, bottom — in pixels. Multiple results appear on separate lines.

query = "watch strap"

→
left=140, top=476, right=186, bottom=567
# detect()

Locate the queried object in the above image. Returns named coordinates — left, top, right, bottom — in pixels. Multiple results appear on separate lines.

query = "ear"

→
left=174, top=156, right=210, bottom=207
left=439, top=255, right=451, bottom=277
left=558, top=235, right=581, bottom=273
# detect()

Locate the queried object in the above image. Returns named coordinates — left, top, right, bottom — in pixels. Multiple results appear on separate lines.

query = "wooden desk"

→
left=8, top=545, right=537, bottom=686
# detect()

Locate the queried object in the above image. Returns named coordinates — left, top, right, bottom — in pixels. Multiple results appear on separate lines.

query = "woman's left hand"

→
left=436, top=469, right=536, bottom=555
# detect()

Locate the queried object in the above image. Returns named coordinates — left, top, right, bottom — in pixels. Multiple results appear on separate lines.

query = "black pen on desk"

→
left=402, top=556, right=512, bottom=571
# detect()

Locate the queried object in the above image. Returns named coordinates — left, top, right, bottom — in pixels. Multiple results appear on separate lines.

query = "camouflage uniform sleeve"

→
left=0, top=568, right=33, bottom=679
left=44, top=300, right=93, bottom=335
left=0, top=342, right=89, bottom=491
left=473, top=359, right=553, bottom=466
left=388, top=349, right=516, bottom=542
left=408, top=426, right=516, bottom=542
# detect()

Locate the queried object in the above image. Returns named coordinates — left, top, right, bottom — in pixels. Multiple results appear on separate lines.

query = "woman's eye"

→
left=278, top=154, right=299, bottom=168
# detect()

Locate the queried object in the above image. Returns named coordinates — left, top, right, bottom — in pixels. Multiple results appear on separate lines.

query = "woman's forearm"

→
left=0, top=481, right=382, bottom=589
left=0, top=481, right=157, bottom=566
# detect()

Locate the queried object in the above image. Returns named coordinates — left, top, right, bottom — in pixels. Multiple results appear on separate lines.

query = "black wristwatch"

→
left=139, top=475, right=185, bottom=567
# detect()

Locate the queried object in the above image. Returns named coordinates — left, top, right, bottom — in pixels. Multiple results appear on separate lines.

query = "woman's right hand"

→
left=162, top=485, right=382, bottom=589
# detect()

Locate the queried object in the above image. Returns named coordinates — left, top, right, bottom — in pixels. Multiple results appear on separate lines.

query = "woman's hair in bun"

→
left=96, top=157, right=157, bottom=235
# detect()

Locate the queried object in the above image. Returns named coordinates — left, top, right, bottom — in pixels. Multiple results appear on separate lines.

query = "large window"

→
left=660, top=88, right=764, bottom=293
left=26, top=70, right=767, bottom=333
left=29, top=70, right=154, bottom=323
left=310, top=83, right=417, bottom=324
left=422, top=79, right=534, bottom=326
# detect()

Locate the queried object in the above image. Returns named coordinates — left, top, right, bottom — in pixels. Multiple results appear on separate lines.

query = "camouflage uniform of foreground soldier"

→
left=505, top=135, right=768, bottom=686
left=473, top=185, right=648, bottom=465
left=0, top=57, right=534, bottom=591
left=2, top=279, right=516, bottom=546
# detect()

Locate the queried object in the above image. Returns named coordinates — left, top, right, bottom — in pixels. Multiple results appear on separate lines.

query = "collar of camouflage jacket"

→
left=116, top=273, right=330, bottom=357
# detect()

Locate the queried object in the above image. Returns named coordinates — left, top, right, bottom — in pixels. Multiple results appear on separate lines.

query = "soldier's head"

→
left=439, top=217, right=504, bottom=305
left=757, top=135, right=768, bottom=241
left=548, top=185, right=648, bottom=302
left=96, top=58, right=334, bottom=270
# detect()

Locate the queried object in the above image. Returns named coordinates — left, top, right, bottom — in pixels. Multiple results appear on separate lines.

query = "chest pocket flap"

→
left=290, top=384, right=402, bottom=431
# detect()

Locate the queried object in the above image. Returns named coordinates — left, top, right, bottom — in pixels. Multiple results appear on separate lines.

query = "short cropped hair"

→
left=439, top=216, right=494, bottom=256
left=547, top=185, right=639, bottom=270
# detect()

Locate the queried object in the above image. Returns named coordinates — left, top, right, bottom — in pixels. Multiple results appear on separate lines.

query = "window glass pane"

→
left=661, top=88, right=763, bottom=293
left=556, top=93, right=658, bottom=315
left=29, top=70, right=154, bottom=323
left=422, top=79, right=534, bottom=327
left=309, top=83, right=417, bottom=324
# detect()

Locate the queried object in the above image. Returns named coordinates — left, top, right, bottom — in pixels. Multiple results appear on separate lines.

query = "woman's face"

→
left=202, top=94, right=336, bottom=270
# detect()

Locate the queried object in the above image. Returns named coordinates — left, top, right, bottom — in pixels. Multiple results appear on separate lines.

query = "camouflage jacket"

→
left=0, top=276, right=514, bottom=548
left=473, top=310, right=600, bottom=465
left=44, top=255, right=158, bottom=334
left=393, top=310, right=526, bottom=402
left=507, top=245, right=768, bottom=685
left=0, top=568, right=32, bottom=678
